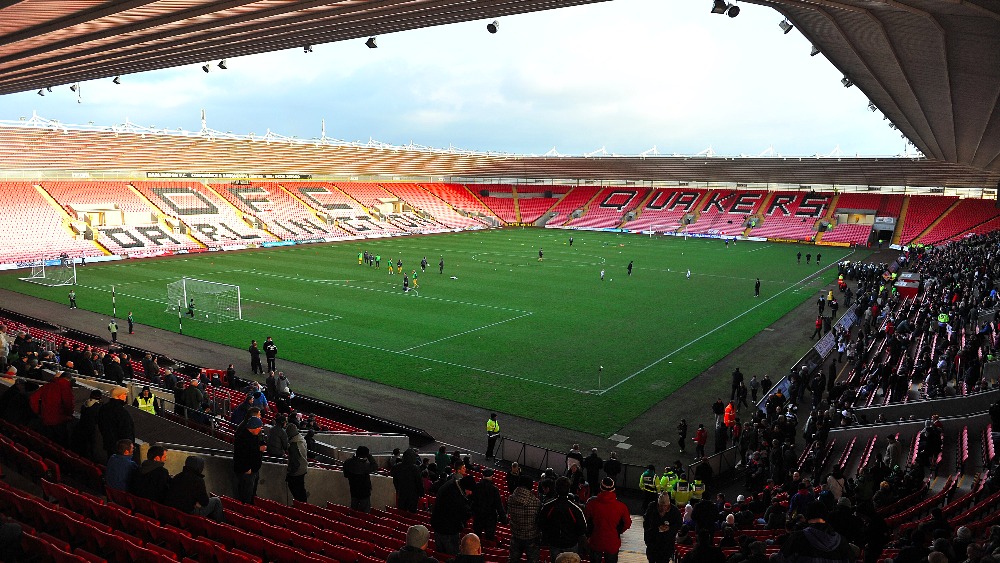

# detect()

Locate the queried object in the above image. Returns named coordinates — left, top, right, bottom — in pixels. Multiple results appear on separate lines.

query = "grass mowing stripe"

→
left=239, top=317, right=589, bottom=394
left=598, top=250, right=856, bottom=395
left=0, top=229, right=863, bottom=434
left=232, top=269, right=533, bottom=313
left=398, top=311, right=534, bottom=352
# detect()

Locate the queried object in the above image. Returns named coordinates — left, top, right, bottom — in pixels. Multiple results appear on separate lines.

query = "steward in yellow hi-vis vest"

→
left=485, top=413, right=500, bottom=461
left=133, top=385, right=159, bottom=415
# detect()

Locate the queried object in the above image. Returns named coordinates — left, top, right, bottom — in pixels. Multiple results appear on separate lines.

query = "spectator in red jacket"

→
left=31, top=370, right=74, bottom=445
left=584, top=478, right=632, bottom=563
left=694, top=424, right=708, bottom=459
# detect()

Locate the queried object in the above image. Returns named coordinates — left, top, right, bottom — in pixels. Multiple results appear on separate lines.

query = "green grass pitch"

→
left=0, top=229, right=853, bottom=435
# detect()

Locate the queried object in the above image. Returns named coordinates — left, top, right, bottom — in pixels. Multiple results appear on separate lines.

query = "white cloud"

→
left=0, top=0, right=905, bottom=157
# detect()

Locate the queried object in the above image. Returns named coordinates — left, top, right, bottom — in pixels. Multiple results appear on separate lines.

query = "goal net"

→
left=165, top=278, right=242, bottom=323
left=649, top=223, right=688, bottom=239
left=20, top=256, right=77, bottom=286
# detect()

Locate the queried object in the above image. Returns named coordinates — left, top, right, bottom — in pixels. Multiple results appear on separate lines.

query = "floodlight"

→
left=304, top=45, right=313, bottom=53
left=779, top=19, right=794, bottom=34
left=487, top=20, right=499, bottom=33
left=365, top=37, right=377, bottom=48
left=113, top=76, right=121, bottom=84
left=70, top=83, right=78, bottom=92
left=868, top=101, right=877, bottom=112
left=727, top=4, right=739, bottom=17
left=711, top=0, right=729, bottom=14
left=841, top=77, right=853, bottom=88
left=46, top=87, right=52, bottom=92
left=218, top=60, right=227, bottom=70
left=202, top=64, right=210, bottom=73
left=37, top=89, right=44, bottom=96
left=810, top=45, right=820, bottom=56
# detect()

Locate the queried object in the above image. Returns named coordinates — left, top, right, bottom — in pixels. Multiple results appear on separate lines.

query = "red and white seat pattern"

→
left=131, top=181, right=277, bottom=247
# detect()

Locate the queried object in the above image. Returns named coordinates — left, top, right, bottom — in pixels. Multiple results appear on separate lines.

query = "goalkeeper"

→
left=186, top=298, right=195, bottom=318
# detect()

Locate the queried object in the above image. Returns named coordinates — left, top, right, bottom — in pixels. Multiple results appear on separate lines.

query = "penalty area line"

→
left=398, top=311, right=534, bottom=352
left=239, top=318, right=589, bottom=395
left=596, top=250, right=855, bottom=396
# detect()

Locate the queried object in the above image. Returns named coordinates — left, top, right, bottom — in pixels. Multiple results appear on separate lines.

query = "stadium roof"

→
left=2, top=119, right=998, bottom=190
left=0, top=0, right=998, bottom=177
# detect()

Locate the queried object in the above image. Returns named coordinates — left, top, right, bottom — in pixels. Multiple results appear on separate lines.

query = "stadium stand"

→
left=687, top=190, right=765, bottom=236
left=513, top=187, right=566, bottom=224
left=563, top=188, right=650, bottom=229
left=623, top=188, right=707, bottom=234
left=42, top=181, right=204, bottom=257
left=290, top=182, right=405, bottom=237
left=747, top=191, right=830, bottom=241
left=208, top=182, right=343, bottom=241
left=379, top=183, right=487, bottom=230
left=418, top=183, right=496, bottom=222
left=0, top=182, right=103, bottom=264
left=542, top=186, right=603, bottom=226
left=917, top=198, right=1000, bottom=245
left=820, top=223, right=873, bottom=244
left=897, top=195, right=958, bottom=245
left=131, top=181, right=278, bottom=248
left=4, top=183, right=1000, bottom=563
left=476, top=185, right=518, bottom=223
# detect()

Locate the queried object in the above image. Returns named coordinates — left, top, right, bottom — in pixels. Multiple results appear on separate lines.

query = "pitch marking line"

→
left=470, top=252, right=607, bottom=268
left=242, top=298, right=343, bottom=320
left=78, top=282, right=570, bottom=392
left=287, top=319, right=338, bottom=329
left=106, top=270, right=239, bottom=287
left=596, top=250, right=855, bottom=396
left=239, top=318, right=584, bottom=394
left=231, top=269, right=531, bottom=314
left=398, top=312, right=534, bottom=352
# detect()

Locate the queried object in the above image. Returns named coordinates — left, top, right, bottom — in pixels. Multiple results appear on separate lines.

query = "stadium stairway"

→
left=891, top=195, right=911, bottom=245
left=511, top=186, right=522, bottom=223
left=812, top=192, right=841, bottom=243
left=910, top=198, right=961, bottom=243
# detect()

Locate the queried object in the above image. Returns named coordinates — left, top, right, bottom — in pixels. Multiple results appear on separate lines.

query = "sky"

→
left=0, top=0, right=909, bottom=158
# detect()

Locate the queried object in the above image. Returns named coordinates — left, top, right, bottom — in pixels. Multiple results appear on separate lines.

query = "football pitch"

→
left=0, top=229, right=855, bottom=435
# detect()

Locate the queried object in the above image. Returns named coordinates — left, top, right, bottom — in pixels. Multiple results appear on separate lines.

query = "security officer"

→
left=485, top=413, right=500, bottom=461
left=639, top=464, right=659, bottom=510
left=133, top=385, right=160, bottom=415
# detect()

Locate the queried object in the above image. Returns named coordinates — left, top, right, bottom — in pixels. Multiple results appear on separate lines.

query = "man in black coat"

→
left=602, top=452, right=622, bottom=484
left=391, top=448, right=425, bottom=513
left=431, top=465, right=472, bottom=555
left=263, top=337, right=278, bottom=372
left=778, top=502, right=857, bottom=563
left=644, top=492, right=683, bottom=563
left=582, top=448, right=604, bottom=491
left=104, top=355, right=125, bottom=386
left=471, top=468, right=507, bottom=542
left=98, top=387, right=135, bottom=460
left=233, top=418, right=264, bottom=503
left=343, top=445, right=378, bottom=512
left=537, top=476, right=587, bottom=561
left=248, top=340, right=263, bottom=375
left=130, top=445, right=171, bottom=503
left=167, top=455, right=224, bottom=521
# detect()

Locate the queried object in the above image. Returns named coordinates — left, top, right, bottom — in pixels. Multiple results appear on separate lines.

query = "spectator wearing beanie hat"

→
left=584, top=478, right=632, bottom=563
left=168, top=455, right=224, bottom=522
left=387, top=524, right=436, bottom=563
left=233, top=416, right=264, bottom=503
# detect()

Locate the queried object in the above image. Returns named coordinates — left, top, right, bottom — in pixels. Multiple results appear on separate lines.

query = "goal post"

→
left=20, top=256, right=77, bottom=286
left=165, top=277, right=242, bottom=323
left=649, top=223, right=688, bottom=239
